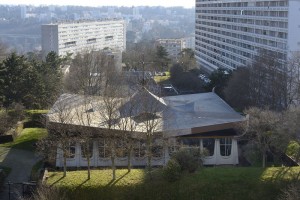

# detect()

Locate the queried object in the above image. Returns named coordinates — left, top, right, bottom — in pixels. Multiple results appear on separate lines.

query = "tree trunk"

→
left=87, top=157, right=91, bottom=180
left=147, top=135, right=152, bottom=174
left=111, top=148, right=116, bottom=180
left=262, top=152, right=266, bottom=168
left=63, top=150, right=67, bottom=177
left=127, top=144, right=132, bottom=172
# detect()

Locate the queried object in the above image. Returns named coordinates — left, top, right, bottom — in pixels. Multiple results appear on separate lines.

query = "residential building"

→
left=41, top=19, right=126, bottom=58
left=47, top=89, right=245, bottom=167
left=195, top=0, right=300, bottom=72
left=156, top=39, right=186, bottom=60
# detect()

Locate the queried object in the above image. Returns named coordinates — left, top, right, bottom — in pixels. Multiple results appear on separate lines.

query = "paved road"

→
left=0, top=147, right=39, bottom=200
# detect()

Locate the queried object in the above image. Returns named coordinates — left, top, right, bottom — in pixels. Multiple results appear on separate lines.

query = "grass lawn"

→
left=46, top=167, right=300, bottom=200
left=154, top=72, right=171, bottom=84
left=0, top=128, right=47, bottom=151
left=286, top=141, right=300, bottom=162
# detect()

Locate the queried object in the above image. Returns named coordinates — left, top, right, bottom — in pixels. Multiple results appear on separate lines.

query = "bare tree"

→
left=225, top=50, right=298, bottom=111
left=45, top=94, right=76, bottom=177
left=178, top=48, right=197, bottom=72
left=0, top=42, right=8, bottom=61
left=286, top=52, right=300, bottom=107
left=74, top=96, right=95, bottom=179
left=131, top=88, right=166, bottom=173
left=117, top=94, right=139, bottom=172
left=64, top=51, right=115, bottom=95
left=244, top=107, right=289, bottom=168
left=282, top=107, right=300, bottom=163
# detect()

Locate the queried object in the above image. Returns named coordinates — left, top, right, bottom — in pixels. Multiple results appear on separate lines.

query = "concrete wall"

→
left=287, top=0, right=300, bottom=57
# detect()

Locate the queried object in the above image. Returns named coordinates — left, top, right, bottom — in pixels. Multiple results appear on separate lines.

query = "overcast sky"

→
left=0, top=0, right=195, bottom=8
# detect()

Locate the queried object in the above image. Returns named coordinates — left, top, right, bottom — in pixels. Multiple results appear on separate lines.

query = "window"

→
left=81, top=141, right=93, bottom=158
left=134, top=140, right=146, bottom=158
left=168, top=139, right=180, bottom=156
left=99, top=139, right=110, bottom=158
left=181, top=138, right=200, bottom=147
left=152, top=139, right=164, bottom=158
left=116, top=140, right=127, bottom=158
left=203, top=138, right=215, bottom=156
left=67, top=142, right=76, bottom=158
left=220, top=138, right=232, bottom=156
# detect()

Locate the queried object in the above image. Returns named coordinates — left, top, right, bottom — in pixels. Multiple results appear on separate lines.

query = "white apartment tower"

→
left=195, top=0, right=300, bottom=72
left=157, top=39, right=186, bottom=60
left=42, top=19, right=126, bottom=58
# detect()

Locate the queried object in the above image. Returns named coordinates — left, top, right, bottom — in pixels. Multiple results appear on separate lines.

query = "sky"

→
left=0, top=0, right=195, bottom=8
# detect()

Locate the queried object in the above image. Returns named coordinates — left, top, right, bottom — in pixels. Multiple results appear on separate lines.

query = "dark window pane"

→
left=81, top=141, right=93, bottom=158
left=99, top=139, right=111, bottom=158
left=220, top=138, right=232, bottom=156
left=203, top=138, right=215, bottom=156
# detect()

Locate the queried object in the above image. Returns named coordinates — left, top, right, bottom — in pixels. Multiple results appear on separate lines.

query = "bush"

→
left=23, top=121, right=44, bottom=128
left=286, top=141, right=300, bottom=162
left=278, top=182, right=300, bottom=200
left=173, top=148, right=204, bottom=173
left=163, top=159, right=181, bottom=182
left=30, top=185, right=67, bottom=200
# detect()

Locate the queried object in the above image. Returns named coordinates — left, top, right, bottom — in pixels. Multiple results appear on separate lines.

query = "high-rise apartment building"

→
left=41, top=19, right=126, bottom=58
left=195, top=0, right=300, bottom=72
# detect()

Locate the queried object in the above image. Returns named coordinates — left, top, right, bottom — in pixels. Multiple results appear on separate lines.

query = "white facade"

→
left=157, top=39, right=186, bottom=60
left=41, top=19, right=126, bottom=58
left=195, top=0, right=300, bottom=72
left=55, top=138, right=239, bottom=167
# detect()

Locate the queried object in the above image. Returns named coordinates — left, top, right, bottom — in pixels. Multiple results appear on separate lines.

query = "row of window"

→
left=197, top=9, right=288, bottom=18
left=197, top=21, right=287, bottom=39
left=181, top=138, right=232, bottom=157
left=66, top=138, right=233, bottom=159
left=197, top=15, right=288, bottom=29
left=196, top=26, right=287, bottom=55
left=196, top=1, right=287, bottom=8
left=196, top=46, right=240, bottom=69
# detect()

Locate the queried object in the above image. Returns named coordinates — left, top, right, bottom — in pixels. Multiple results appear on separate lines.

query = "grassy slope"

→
left=46, top=167, right=300, bottom=200
left=0, top=128, right=47, bottom=151
left=154, top=71, right=171, bottom=83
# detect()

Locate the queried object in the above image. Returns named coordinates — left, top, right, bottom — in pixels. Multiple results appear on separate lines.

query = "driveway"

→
left=0, top=147, right=39, bottom=200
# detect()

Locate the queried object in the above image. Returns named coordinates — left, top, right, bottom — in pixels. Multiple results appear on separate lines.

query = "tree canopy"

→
left=0, top=51, right=63, bottom=109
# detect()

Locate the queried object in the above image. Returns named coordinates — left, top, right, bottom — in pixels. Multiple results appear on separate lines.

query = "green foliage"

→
left=46, top=167, right=300, bottom=200
left=31, top=185, right=68, bottom=200
left=173, top=148, right=203, bottom=173
left=170, top=64, right=204, bottom=93
left=156, top=46, right=170, bottom=71
left=0, top=52, right=63, bottom=109
left=278, top=182, right=300, bottom=200
left=0, top=166, right=11, bottom=190
left=205, top=68, right=231, bottom=98
left=0, top=128, right=48, bottom=151
left=286, top=141, right=300, bottom=161
left=163, top=159, right=181, bottom=182
left=31, top=160, right=44, bottom=181
left=0, top=104, right=24, bottom=135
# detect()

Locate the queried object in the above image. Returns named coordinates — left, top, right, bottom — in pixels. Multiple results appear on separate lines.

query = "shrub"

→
left=163, top=159, right=181, bottom=182
left=173, top=148, right=205, bottom=173
left=278, top=182, right=300, bottom=200
left=286, top=141, right=300, bottom=162
left=29, top=185, right=67, bottom=200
